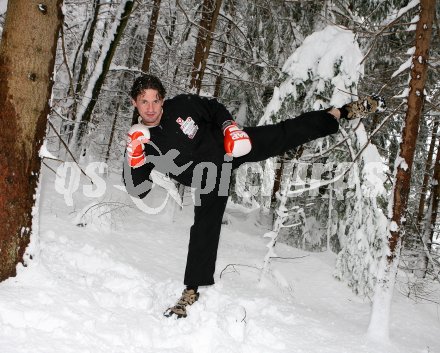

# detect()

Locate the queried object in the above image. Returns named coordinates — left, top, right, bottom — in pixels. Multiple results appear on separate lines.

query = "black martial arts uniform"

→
left=123, top=94, right=339, bottom=287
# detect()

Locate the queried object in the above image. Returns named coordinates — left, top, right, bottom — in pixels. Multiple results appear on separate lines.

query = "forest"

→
left=0, top=0, right=439, bottom=351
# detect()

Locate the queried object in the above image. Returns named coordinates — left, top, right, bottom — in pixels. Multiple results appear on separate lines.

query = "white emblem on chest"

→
left=176, top=117, right=199, bottom=139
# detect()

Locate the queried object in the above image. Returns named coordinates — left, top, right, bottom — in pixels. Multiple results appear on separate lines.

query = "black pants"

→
left=184, top=110, right=339, bottom=286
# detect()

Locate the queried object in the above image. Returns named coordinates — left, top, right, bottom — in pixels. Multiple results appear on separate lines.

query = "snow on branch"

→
left=391, top=47, right=416, bottom=79
left=381, top=0, right=420, bottom=26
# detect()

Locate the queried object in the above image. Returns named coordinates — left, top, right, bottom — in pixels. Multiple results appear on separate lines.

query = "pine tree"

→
left=253, top=25, right=389, bottom=295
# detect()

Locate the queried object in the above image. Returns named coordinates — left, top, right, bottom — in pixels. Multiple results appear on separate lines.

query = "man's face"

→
left=132, top=89, right=164, bottom=126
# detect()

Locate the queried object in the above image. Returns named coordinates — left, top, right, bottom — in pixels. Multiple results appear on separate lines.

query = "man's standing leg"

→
left=164, top=163, right=230, bottom=318
left=185, top=191, right=229, bottom=287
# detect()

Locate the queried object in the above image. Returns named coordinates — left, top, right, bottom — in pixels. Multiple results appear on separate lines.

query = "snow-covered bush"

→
left=247, top=25, right=388, bottom=296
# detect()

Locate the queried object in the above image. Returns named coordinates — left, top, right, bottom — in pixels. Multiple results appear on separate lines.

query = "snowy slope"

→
left=0, top=167, right=438, bottom=353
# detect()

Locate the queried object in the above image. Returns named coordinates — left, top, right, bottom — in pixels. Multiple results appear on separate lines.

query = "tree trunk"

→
left=368, top=0, right=436, bottom=341
left=70, top=0, right=134, bottom=155
left=427, top=135, right=440, bottom=254
left=416, top=119, right=438, bottom=226
left=270, top=156, right=284, bottom=207
left=165, top=6, right=177, bottom=46
left=61, top=1, right=98, bottom=148
left=414, top=142, right=440, bottom=278
left=131, top=0, right=162, bottom=125
left=74, top=0, right=100, bottom=97
left=189, top=0, right=223, bottom=93
left=271, top=147, right=304, bottom=207
left=388, top=0, right=435, bottom=261
left=0, top=0, right=63, bottom=281
left=213, top=0, right=234, bottom=97
left=105, top=103, right=120, bottom=165
left=141, top=0, right=161, bottom=73
left=270, top=147, right=304, bottom=227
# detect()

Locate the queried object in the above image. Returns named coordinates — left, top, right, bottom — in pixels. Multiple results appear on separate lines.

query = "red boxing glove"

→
left=126, top=124, right=151, bottom=168
left=222, top=120, right=252, bottom=158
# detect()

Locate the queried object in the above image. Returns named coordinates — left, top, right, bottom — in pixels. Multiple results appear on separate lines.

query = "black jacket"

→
left=123, top=94, right=233, bottom=196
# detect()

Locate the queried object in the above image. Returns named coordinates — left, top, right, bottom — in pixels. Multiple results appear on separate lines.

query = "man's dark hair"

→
left=130, top=74, right=166, bottom=100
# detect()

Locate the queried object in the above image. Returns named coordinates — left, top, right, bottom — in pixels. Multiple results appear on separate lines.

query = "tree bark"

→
left=165, top=7, right=177, bottom=46
left=428, top=136, right=440, bottom=252
left=189, top=0, right=223, bottom=93
left=74, top=0, right=100, bottom=97
left=388, top=0, right=435, bottom=261
left=132, top=0, right=162, bottom=125
left=141, top=0, right=161, bottom=73
left=0, top=0, right=63, bottom=281
left=213, top=0, right=234, bottom=97
left=270, top=156, right=284, bottom=207
left=416, top=119, right=439, bottom=226
left=105, top=103, right=120, bottom=165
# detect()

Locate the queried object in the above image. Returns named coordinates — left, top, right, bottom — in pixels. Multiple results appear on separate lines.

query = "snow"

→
left=0, top=0, right=7, bottom=15
left=259, top=25, right=363, bottom=125
left=389, top=221, right=399, bottom=232
left=253, top=24, right=390, bottom=301
left=391, top=47, right=418, bottom=79
left=395, top=156, right=409, bottom=171
left=1, top=9, right=439, bottom=352
left=381, top=0, right=420, bottom=26
left=391, top=56, right=412, bottom=78
left=394, top=87, right=410, bottom=99
left=39, top=140, right=58, bottom=160
left=367, top=256, right=397, bottom=343
left=0, top=166, right=439, bottom=353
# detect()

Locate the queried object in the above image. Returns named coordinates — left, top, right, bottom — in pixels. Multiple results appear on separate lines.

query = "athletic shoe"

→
left=340, top=94, right=386, bottom=120
left=163, top=289, right=200, bottom=318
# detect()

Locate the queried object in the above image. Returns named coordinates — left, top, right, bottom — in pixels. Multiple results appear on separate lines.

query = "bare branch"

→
left=47, top=120, right=93, bottom=183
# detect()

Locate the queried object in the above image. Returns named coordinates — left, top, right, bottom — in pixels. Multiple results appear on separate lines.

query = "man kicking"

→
left=122, top=74, right=385, bottom=318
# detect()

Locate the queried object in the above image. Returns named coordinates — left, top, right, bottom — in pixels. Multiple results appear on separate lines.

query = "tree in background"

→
left=68, top=0, right=134, bottom=158
left=131, top=0, right=162, bottom=125
left=368, top=0, right=436, bottom=340
left=140, top=0, right=161, bottom=73
left=189, top=0, right=223, bottom=93
left=249, top=25, right=389, bottom=295
left=0, top=0, right=63, bottom=281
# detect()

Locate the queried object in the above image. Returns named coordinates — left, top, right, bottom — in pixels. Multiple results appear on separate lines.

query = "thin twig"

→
left=286, top=103, right=404, bottom=196
left=220, top=264, right=261, bottom=278
left=42, top=156, right=66, bottom=163
left=343, top=102, right=405, bottom=173
left=269, top=255, right=309, bottom=261
left=360, top=9, right=417, bottom=65
left=47, top=120, right=93, bottom=183
left=42, top=161, right=57, bottom=175
left=51, top=107, right=87, bottom=123
left=220, top=255, right=310, bottom=278
left=307, top=102, right=402, bottom=166
left=60, top=22, right=75, bottom=98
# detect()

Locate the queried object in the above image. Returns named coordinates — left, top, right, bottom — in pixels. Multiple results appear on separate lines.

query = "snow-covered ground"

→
left=0, top=167, right=439, bottom=353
